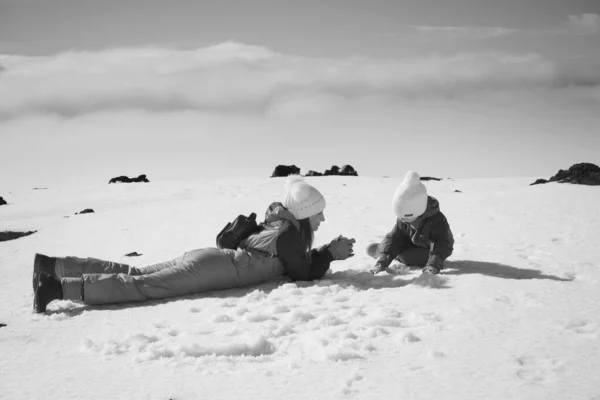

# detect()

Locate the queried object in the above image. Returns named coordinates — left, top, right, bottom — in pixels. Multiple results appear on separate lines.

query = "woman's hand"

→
left=327, top=236, right=356, bottom=260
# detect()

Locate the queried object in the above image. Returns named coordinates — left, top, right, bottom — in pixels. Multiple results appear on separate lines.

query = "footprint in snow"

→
left=515, top=356, right=565, bottom=383
left=212, top=314, right=234, bottom=323
left=565, top=319, right=599, bottom=339
left=340, top=371, right=364, bottom=396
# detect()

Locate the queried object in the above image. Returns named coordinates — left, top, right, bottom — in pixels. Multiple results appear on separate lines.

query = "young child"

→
left=368, top=171, right=454, bottom=275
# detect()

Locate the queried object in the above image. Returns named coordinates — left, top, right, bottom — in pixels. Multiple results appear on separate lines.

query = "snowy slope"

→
left=1, top=177, right=599, bottom=400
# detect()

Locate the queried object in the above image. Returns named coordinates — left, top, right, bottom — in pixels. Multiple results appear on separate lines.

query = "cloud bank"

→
left=567, top=13, right=600, bottom=35
left=1, top=42, right=599, bottom=119
left=409, top=25, right=519, bottom=40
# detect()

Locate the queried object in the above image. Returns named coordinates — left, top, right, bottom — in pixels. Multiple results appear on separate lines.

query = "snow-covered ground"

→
left=1, top=176, right=599, bottom=400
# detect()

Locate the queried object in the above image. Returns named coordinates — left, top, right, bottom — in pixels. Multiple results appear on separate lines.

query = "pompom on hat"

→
left=392, top=171, right=428, bottom=219
left=283, top=175, right=326, bottom=220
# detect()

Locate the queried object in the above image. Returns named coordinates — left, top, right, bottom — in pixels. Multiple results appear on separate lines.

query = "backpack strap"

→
left=244, top=246, right=276, bottom=259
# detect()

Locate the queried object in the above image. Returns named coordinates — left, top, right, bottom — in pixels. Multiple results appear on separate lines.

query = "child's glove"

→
left=370, top=254, right=392, bottom=275
left=327, top=236, right=356, bottom=260
left=370, top=264, right=387, bottom=275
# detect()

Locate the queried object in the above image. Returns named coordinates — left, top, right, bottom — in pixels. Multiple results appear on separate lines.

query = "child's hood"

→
left=421, top=196, right=440, bottom=218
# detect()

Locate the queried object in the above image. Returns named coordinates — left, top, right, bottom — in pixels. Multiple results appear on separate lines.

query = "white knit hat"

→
left=283, top=175, right=326, bottom=220
left=392, top=171, right=428, bottom=219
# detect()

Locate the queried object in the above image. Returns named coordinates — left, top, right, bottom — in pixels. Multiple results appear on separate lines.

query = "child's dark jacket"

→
left=379, top=196, right=454, bottom=269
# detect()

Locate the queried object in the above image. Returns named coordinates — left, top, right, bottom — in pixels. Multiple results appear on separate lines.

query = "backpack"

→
left=216, top=212, right=263, bottom=250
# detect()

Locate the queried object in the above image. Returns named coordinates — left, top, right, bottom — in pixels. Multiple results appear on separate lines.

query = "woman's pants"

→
left=58, top=248, right=243, bottom=305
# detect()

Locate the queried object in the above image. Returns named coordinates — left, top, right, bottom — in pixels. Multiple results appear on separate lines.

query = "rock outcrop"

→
left=323, top=165, right=358, bottom=176
left=305, top=170, right=323, bottom=177
left=531, top=163, right=600, bottom=186
left=339, top=165, right=358, bottom=176
left=0, top=196, right=6, bottom=206
left=0, top=230, right=37, bottom=242
left=270, top=164, right=359, bottom=177
left=270, top=165, right=301, bottom=178
left=323, top=165, right=340, bottom=176
left=75, top=209, right=95, bottom=215
left=109, top=174, right=150, bottom=184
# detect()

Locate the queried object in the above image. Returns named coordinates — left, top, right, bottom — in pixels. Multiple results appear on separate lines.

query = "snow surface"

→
left=1, top=176, right=599, bottom=400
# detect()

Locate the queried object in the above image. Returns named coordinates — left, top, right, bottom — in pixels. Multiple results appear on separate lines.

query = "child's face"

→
left=400, top=215, right=418, bottom=223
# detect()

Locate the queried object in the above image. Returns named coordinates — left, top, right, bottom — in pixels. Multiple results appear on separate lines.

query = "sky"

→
left=0, top=0, right=599, bottom=189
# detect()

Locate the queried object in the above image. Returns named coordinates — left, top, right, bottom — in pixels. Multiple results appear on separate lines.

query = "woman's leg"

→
left=56, top=254, right=184, bottom=278
left=63, top=248, right=241, bottom=305
left=35, top=254, right=138, bottom=293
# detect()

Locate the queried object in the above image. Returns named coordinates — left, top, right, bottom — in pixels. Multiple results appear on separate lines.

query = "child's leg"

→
left=367, top=234, right=422, bottom=262
left=397, top=247, right=429, bottom=267
left=63, top=248, right=240, bottom=305
left=56, top=256, right=137, bottom=277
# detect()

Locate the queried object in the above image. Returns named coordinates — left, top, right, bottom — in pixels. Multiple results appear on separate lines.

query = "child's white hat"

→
left=392, top=171, right=428, bottom=219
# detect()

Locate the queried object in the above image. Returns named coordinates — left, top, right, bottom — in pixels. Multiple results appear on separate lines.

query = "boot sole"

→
left=32, top=253, right=57, bottom=293
left=32, top=253, right=43, bottom=293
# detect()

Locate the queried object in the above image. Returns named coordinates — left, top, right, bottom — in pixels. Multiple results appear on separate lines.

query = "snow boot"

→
left=421, top=266, right=440, bottom=275
left=33, top=253, right=57, bottom=292
left=366, top=242, right=381, bottom=259
left=34, top=272, right=63, bottom=313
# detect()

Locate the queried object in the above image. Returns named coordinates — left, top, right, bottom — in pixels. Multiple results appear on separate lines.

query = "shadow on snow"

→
left=443, top=260, right=572, bottom=281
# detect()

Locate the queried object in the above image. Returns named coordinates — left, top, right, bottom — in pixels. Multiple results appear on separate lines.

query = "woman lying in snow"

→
left=368, top=171, right=454, bottom=275
left=33, top=176, right=356, bottom=313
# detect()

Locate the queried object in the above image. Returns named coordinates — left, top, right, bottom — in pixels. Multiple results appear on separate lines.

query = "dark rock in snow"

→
left=305, top=170, right=323, bottom=177
left=109, top=174, right=150, bottom=184
left=0, top=230, right=37, bottom=242
left=531, top=163, right=600, bottom=186
left=421, top=176, right=442, bottom=181
left=0, top=196, right=6, bottom=206
left=454, top=190, right=462, bottom=193
left=125, top=251, right=143, bottom=257
left=323, top=165, right=340, bottom=176
left=0, top=323, right=6, bottom=328
left=75, top=208, right=95, bottom=215
left=339, top=165, right=358, bottom=176
left=270, top=165, right=301, bottom=177
left=530, top=178, right=548, bottom=186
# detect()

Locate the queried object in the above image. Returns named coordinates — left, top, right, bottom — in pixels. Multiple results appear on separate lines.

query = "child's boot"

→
left=366, top=242, right=381, bottom=259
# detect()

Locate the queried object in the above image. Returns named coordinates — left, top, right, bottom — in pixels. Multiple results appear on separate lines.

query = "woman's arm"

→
left=276, top=226, right=334, bottom=281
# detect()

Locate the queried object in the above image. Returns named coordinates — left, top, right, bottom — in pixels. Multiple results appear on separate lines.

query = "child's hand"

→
left=370, top=263, right=387, bottom=275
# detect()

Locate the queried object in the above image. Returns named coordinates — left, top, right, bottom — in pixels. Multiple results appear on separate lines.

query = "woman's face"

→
left=308, top=212, right=326, bottom=231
